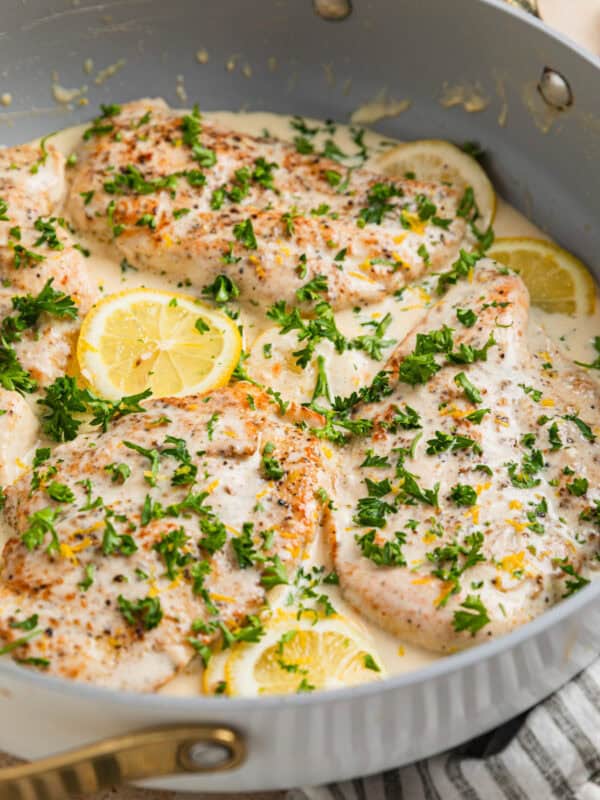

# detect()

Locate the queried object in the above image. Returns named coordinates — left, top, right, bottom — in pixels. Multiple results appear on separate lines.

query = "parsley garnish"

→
left=453, top=594, right=490, bottom=635
left=351, top=312, right=396, bottom=361
left=103, top=164, right=179, bottom=196
left=357, top=182, right=403, bottom=226
left=78, top=564, right=95, bottom=592
left=563, top=414, right=596, bottom=443
left=10, top=613, right=39, bottom=631
left=296, top=275, right=328, bottom=303
left=454, top=372, right=482, bottom=404
left=574, top=336, right=600, bottom=370
left=355, top=528, right=406, bottom=566
left=232, top=522, right=258, bottom=568
left=437, top=249, right=480, bottom=295
left=449, top=483, right=477, bottom=506
left=123, top=440, right=160, bottom=486
left=118, top=595, right=163, bottom=630
left=261, top=555, right=288, bottom=589
left=262, top=442, right=284, bottom=481
left=21, top=507, right=60, bottom=554
left=567, top=477, right=588, bottom=497
left=46, top=481, right=75, bottom=503
left=0, top=342, right=37, bottom=395
left=456, top=308, right=477, bottom=327
left=507, top=448, right=544, bottom=489
left=83, top=103, right=121, bottom=140
left=233, top=218, right=257, bottom=250
left=153, top=527, right=193, bottom=579
left=198, top=514, right=227, bottom=554
left=37, top=379, right=150, bottom=442
left=427, top=532, right=485, bottom=604
left=360, top=449, right=390, bottom=468
left=426, top=431, right=481, bottom=456
left=0, top=278, right=78, bottom=344
left=202, top=274, right=240, bottom=305
left=102, top=517, right=138, bottom=556
left=554, top=558, right=590, bottom=597
left=180, top=105, right=216, bottom=168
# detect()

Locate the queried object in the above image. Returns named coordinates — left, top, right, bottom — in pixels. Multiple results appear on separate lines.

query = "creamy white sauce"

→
left=15, top=110, right=600, bottom=695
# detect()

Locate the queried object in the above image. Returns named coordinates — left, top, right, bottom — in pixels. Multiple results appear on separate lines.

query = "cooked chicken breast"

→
left=0, top=383, right=328, bottom=690
left=0, top=389, right=39, bottom=486
left=330, top=261, right=600, bottom=652
left=0, top=142, right=96, bottom=313
left=67, top=99, right=467, bottom=309
left=0, top=288, right=78, bottom=387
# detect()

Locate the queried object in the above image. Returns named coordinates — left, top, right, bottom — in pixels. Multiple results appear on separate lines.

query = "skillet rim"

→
left=0, top=0, right=600, bottom=712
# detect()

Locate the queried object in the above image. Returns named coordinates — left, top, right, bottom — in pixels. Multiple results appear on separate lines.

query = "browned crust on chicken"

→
left=67, top=99, right=467, bottom=309
left=0, top=383, right=329, bottom=690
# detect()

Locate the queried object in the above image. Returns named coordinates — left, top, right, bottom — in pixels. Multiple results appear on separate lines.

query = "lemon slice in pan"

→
left=77, top=288, right=241, bottom=400
left=223, top=610, right=385, bottom=697
left=375, top=139, right=496, bottom=229
left=487, top=237, right=596, bottom=315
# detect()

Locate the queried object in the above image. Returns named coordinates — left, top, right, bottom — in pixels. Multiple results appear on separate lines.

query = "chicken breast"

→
left=330, top=260, right=600, bottom=652
left=0, top=383, right=329, bottom=690
left=0, top=142, right=96, bottom=313
left=67, top=99, right=468, bottom=309
left=0, top=288, right=78, bottom=387
left=0, top=390, right=38, bottom=486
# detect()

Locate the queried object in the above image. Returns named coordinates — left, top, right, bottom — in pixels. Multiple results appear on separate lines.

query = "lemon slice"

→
left=224, top=610, right=385, bottom=697
left=374, top=139, right=496, bottom=229
left=77, top=288, right=242, bottom=400
left=487, top=237, right=597, bottom=315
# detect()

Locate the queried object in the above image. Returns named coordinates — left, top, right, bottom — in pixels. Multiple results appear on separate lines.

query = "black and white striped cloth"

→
left=290, top=662, right=600, bottom=800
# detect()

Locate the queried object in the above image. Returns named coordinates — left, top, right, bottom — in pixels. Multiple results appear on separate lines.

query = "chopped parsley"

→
left=554, top=558, right=590, bottom=597
left=153, top=527, right=193, bottom=580
left=83, top=103, right=121, bottom=140
left=452, top=594, right=490, bottom=635
left=118, top=594, right=163, bottom=630
left=427, top=532, right=486, bottom=605
left=563, top=414, right=596, bottom=443
left=456, top=308, right=477, bottom=327
left=202, top=274, right=240, bottom=304
left=454, top=372, right=482, bottom=404
left=180, top=105, right=216, bottom=168
left=261, top=442, right=284, bottom=481
left=355, top=528, right=406, bottom=566
left=21, top=507, right=60, bottom=554
left=233, top=218, right=258, bottom=250
left=449, top=483, right=478, bottom=506
left=567, top=477, right=588, bottom=497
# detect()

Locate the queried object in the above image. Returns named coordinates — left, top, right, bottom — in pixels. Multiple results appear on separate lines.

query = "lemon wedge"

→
left=374, top=139, right=496, bottom=229
left=487, top=237, right=596, bottom=315
left=223, top=610, right=385, bottom=697
left=77, top=288, right=241, bottom=400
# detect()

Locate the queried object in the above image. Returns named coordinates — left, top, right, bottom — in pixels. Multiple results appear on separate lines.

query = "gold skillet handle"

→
left=503, top=0, right=540, bottom=16
left=0, top=724, right=246, bottom=800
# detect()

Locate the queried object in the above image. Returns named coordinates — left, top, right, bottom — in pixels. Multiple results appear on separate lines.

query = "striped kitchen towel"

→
left=291, top=659, right=600, bottom=800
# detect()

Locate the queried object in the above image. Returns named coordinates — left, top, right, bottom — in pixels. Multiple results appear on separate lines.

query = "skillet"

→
left=1, top=0, right=600, bottom=795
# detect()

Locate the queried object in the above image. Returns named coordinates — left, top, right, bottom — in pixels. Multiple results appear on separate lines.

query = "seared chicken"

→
left=330, top=261, right=600, bottom=652
left=0, top=390, right=39, bottom=485
left=0, top=288, right=78, bottom=387
left=67, top=99, right=468, bottom=309
left=0, top=383, right=328, bottom=690
left=0, top=142, right=96, bottom=313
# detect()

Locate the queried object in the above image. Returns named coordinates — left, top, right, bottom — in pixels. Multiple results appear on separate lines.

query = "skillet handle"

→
left=0, top=724, right=246, bottom=800
left=503, top=0, right=539, bottom=16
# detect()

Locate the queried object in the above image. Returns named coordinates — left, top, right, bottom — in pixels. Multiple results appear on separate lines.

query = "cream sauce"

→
left=13, top=110, right=600, bottom=695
